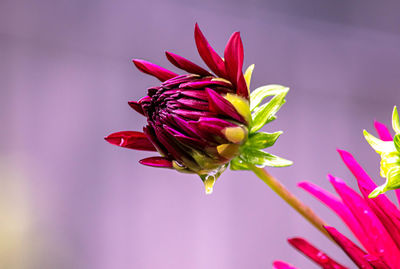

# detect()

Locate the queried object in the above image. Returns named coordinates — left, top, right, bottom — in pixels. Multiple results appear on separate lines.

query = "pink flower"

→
left=275, top=122, right=400, bottom=269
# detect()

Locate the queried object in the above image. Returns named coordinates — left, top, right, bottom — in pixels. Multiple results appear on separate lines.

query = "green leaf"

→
left=250, top=85, right=289, bottom=111
left=363, top=129, right=395, bottom=154
left=394, top=134, right=400, bottom=153
left=246, top=131, right=282, bottom=149
left=393, top=106, right=400, bottom=134
left=230, top=157, right=251, bottom=170
left=250, top=92, right=287, bottom=133
left=239, top=148, right=293, bottom=167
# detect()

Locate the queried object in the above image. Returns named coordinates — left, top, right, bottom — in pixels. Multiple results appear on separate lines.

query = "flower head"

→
left=274, top=121, right=400, bottom=268
left=106, top=24, right=291, bottom=193
left=364, top=106, right=400, bottom=198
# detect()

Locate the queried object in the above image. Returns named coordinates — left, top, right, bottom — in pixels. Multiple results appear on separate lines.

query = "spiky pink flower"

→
left=274, top=122, right=400, bottom=269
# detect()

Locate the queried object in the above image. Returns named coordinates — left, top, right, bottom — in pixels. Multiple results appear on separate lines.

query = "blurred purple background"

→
left=1, top=0, right=400, bottom=268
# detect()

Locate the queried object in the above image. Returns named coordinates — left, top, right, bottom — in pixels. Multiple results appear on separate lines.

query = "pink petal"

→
left=105, top=131, right=157, bottom=151
left=329, top=175, right=400, bottom=268
left=205, top=88, right=245, bottom=123
left=194, top=23, right=227, bottom=79
left=224, top=32, right=249, bottom=99
left=298, top=181, right=371, bottom=251
left=338, top=149, right=400, bottom=249
left=364, top=255, right=391, bottom=269
left=288, top=237, right=348, bottom=269
left=374, top=121, right=393, bottom=141
left=132, top=59, right=178, bottom=82
left=273, top=261, right=299, bottom=269
left=324, top=226, right=374, bottom=269
left=165, top=51, right=212, bottom=76
left=128, top=101, right=144, bottom=115
left=139, top=157, right=173, bottom=168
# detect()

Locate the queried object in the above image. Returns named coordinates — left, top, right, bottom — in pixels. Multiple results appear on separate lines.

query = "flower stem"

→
left=249, top=165, right=332, bottom=240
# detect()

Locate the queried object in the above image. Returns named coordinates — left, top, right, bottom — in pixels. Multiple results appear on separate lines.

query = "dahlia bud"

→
left=105, top=24, right=291, bottom=193
left=364, top=106, right=400, bottom=198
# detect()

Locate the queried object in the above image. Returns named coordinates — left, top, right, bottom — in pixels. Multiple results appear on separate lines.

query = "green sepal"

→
left=238, top=148, right=293, bottom=168
left=246, top=131, right=282, bottom=149
left=230, top=156, right=251, bottom=170
left=369, top=167, right=400, bottom=198
left=393, top=106, right=400, bottom=134
left=250, top=91, right=288, bottom=133
left=250, top=85, right=289, bottom=111
left=394, top=134, right=400, bottom=153
left=363, top=130, right=395, bottom=154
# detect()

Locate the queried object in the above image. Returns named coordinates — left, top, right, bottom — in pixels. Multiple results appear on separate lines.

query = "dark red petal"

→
left=176, top=98, right=209, bottom=110
left=194, top=23, right=227, bottom=78
left=139, top=157, right=173, bottom=168
left=171, top=116, right=203, bottom=138
left=132, top=59, right=178, bottom=82
left=325, top=226, right=374, bottom=269
left=144, top=125, right=169, bottom=157
left=128, top=101, right=144, bottom=115
left=288, top=238, right=348, bottom=269
left=105, top=131, right=157, bottom=151
left=180, top=90, right=208, bottom=100
left=205, top=88, right=245, bottom=123
left=236, top=72, right=249, bottom=99
left=374, top=121, right=393, bottom=141
left=273, top=261, right=299, bottom=269
left=173, top=109, right=217, bottom=120
left=223, top=32, right=249, bottom=99
left=224, top=32, right=243, bottom=84
left=165, top=51, right=212, bottom=76
left=180, top=79, right=232, bottom=90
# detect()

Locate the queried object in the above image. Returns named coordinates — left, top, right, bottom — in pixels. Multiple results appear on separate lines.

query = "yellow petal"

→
left=223, top=126, right=246, bottom=143
left=225, top=93, right=251, bottom=123
left=216, top=144, right=240, bottom=159
left=244, top=64, right=255, bottom=90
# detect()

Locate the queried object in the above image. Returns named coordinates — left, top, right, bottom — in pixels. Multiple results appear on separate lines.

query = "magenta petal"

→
left=329, top=175, right=400, bottom=267
left=128, top=101, right=145, bottom=115
left=374, top=121, right=393, bottom=141
left=288, top=238, right=348, bottom=269
left=105, top=131, right=157, bottom=151
left=165, top=51, right=212, bottom=76
left=325, top=226, right=374, bottom=269
left=273, top=261, right=299, bottom=269
left=338, top=149, right=400, bottom=249
left=132, top=59, right=178, bottom=82
left=139, top=157, right=173, bottom=168
left=364, top=255, right=391, bottom=269
left=298, top=181, right=371, bottom=251
left=205, top=88, right=245, bottom=123
left=194, top=23, right=227, bottom=79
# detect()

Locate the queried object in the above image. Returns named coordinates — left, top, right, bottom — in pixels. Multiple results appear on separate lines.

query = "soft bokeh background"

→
left=1, top=0, right=400, bottom=268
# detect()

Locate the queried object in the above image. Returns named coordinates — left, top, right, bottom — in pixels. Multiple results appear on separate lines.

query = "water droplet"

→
left=204, top=175, right=216, bottom=195
left=200, top=164, right=228, bottom=195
